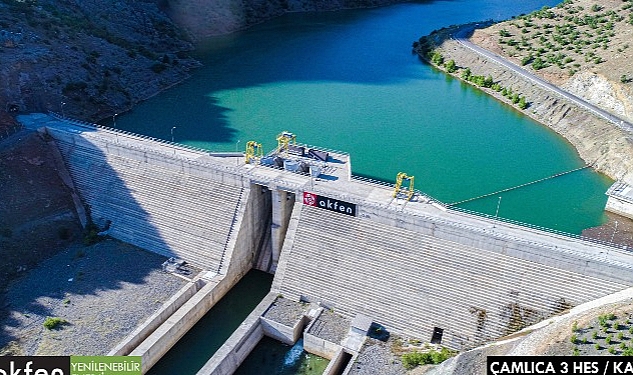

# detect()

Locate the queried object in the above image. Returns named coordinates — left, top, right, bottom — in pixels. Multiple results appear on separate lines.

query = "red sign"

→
left=303, top=192, right=317, bottom=207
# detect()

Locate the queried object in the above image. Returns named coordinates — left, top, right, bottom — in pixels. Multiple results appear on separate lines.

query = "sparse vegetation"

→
left=43, top=317, right=66, bottom=330
left=401, top=347, right=456, bottom=370
left=565, top=312, right=633, bottom=356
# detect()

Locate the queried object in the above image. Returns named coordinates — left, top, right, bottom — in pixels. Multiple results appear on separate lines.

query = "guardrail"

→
left=48, top=111, right=211, bottom=154
left=46, top=112, right=626, bottom=252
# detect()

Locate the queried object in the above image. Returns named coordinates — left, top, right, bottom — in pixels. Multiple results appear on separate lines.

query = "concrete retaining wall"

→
left=606, top=196, right=633, bottom=220
left=196, top=293, right=279, bottom=375
left=130, top=274, right=240, bottom=373
left=260, top=315, right=308, bottom=346
left=108, top=278, right=205, bottom=356
left=323, top=348, right=356, bottom=375
left=275, top=204, right=633, bottom=350
left=222, top=184, right=271, bottom=276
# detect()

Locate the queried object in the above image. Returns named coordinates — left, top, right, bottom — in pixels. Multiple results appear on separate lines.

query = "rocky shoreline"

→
left=417, top=24, right=633, bottom=186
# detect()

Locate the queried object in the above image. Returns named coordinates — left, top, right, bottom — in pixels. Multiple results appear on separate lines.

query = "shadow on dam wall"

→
left=0, top=124, right=180, bottom=354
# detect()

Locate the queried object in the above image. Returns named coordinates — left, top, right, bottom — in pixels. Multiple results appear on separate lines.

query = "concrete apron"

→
left=196, top=297, right=367, bottom=375
left=119, top=271, right=242, bottom=374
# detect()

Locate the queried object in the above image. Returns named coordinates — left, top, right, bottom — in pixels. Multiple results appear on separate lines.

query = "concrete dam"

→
left=19, top=113, right=633, bottom=372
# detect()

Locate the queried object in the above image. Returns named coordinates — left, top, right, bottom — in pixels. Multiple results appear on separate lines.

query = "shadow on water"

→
left=0, top=121, right=194, bottom=353
left=110, top=0, right=560, bottom=145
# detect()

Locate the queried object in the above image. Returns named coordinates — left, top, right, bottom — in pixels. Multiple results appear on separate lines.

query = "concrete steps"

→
left=53, top=136, right=243, bottom=270
left=276, top=205, right=630, bottom=349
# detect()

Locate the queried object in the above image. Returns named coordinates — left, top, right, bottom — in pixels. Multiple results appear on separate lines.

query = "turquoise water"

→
left=110, top=0, right=612, bottom=234
left=147, top=270, right=273, bottom=375
left=234, top=337, right=330, bottom=375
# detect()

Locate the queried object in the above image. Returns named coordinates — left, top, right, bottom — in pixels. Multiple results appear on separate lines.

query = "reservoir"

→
left=110, top=0, right=611, bottom=234
left=109, top=2, right=618, bottom=374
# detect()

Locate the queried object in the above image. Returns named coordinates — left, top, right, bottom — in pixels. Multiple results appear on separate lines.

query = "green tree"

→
left=518, top=96, right=528, bottom=109
left=445, top=59, right=457, bottom=73
left=461, top=67, right=472, bottom=80
left=483, top=75, right=494, bottom=88
left=431, top=51, right=444, bottom=65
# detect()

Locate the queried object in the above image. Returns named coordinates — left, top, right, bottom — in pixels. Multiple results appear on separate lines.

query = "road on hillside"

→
left=452, top=26, right=633, bottom=134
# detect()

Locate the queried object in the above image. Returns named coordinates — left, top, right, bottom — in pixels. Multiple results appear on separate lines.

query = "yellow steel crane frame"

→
left=276, top=131, right=296, bottom=154
left=245, top=141, right=263, bottom=164
left=393, top=172, right=415, bottom=200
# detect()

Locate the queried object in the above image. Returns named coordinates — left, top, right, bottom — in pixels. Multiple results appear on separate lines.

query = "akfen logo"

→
left=303, top=192, right=317, bottom=206
left=303, top=192, right=356, bottom=216
left=0, top=357, right=141, bottom=375
left=0, top=357, right=68, bottom=375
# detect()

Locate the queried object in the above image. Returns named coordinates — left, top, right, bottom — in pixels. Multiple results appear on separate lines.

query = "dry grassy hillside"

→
left=471, top=0, right=633, bottom=120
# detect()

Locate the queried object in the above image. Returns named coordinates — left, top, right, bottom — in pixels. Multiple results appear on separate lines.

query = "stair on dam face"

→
left=275, top=205, right=630, bottom=349
left=53, top=136, right=244, bottom=270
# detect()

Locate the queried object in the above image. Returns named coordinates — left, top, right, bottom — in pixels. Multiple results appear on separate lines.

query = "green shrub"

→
left=431, top=51, right=444, bottom=65
left=401, top=348, right=455, bottom=370
left=606, top=334, right=613, bottom=345
left=608, top=346, right=616, bottom=354
left=445, top=59, right=457, bottom=73
left=43, top=317, right=66, bottom=330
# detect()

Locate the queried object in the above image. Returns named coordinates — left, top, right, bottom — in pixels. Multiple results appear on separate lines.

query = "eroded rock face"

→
left=563, top=72, right=633, bottom=122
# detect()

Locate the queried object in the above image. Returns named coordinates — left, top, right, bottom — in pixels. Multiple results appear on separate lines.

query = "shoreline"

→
left=416, top=23, right=633, bottom=243
left=417, top=24, right=633, bottom=186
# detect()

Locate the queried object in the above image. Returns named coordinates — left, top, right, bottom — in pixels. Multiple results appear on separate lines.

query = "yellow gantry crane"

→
left=393, top=172, right=415, bottom=200
left=276, top=131, right=296, bottom=154
left=245, top=141, right=263, bottom=164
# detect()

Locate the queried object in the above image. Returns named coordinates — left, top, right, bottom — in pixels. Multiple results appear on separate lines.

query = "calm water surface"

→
left=147, top=270, right=273, bottom=375
left=112, top=0, right=611, bottom=234
left=234, top=338, right=330, bottom=375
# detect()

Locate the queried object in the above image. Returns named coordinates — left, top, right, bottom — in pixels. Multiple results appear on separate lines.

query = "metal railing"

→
left=45, top=112, right=627, bottom=252
left=48, top=111, right=211, bottom=154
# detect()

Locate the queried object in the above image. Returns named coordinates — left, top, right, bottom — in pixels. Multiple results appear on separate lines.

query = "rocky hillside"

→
left=0, top=0, right=199, bottom=122
left=0, top=131, right=82, bottom=292
left=0, top=0, right=409, bottom=127
left=471, top=0, right=633, bottom=122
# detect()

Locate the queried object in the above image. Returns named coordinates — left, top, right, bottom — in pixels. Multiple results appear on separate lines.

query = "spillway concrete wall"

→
left=273, top=202, right=633, bottom=350
left=31, top=115, right=633, bottom=354
left=46, top=126, right=253, bottom=270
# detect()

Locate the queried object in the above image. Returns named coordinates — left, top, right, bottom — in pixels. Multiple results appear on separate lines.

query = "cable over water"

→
left=447, top=164, right=592, bottom=206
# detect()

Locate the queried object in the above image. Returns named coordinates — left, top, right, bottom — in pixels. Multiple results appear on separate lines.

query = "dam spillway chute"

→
left=393, top=172, right=415, bottom=201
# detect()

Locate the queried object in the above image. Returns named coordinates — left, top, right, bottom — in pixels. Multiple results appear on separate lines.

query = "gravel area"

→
left=0, top=238, right=187, bottom=355
left=348, top=337, right=406, bottom=375
left=307, top=309, right=350, bottom=344
left=263, top=297, right=308, bottom=326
